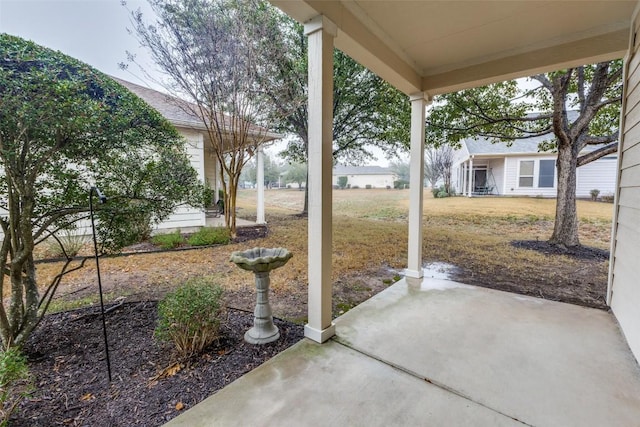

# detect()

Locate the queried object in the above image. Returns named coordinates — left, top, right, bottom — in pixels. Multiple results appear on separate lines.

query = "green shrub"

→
left=601, top=193, right=615, bottom=203
left=151, top=230, right=184, bottom=249
left=337, top=176, right=348, bottom=189
left=590, top=189, right=600, bottom=201
left=433, top=185, right=455, bottom=198
left=202, top=183, right=215, bottom=209
left=365, top=184, right=372, bottom=189
left=0, top=347, right=32, bottom=426
left=155, top=278, right=225, bottom=358
left=394, top=180, right=409, bottom=189
left=187, top=227, right=231, bottom=246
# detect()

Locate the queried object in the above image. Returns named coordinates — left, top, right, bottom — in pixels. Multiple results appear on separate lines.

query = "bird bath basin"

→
left=230, top=247, right=292, bottom=344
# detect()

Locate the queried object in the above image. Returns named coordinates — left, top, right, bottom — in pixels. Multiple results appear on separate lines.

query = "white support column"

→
left=256, top=146, right=266, bottom=224
left=467, top=157, right=474, bottom=197
left=461, top=162, right=467, bottom=196
left=304, top=15, right=336, bottom=343
left=405, top=92, right=430, bottom=279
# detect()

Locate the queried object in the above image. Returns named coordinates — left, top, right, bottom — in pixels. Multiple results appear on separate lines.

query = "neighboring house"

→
left=452, top=134, right=617, bottom=198
left=114, top=78, right=279, bottom=231
left=332, top=165, right=396, bottom=189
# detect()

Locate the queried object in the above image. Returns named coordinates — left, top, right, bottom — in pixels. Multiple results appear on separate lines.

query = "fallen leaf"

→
left=80, top=393, right=94, bottom=401
left=175, top=402, right=184, bottom=411
left=148, top=362, right=182, bottom=384
left=166, top=363, right=181, bottom=377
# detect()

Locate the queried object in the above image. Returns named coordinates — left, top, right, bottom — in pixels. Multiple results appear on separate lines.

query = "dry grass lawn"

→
left=34, top=188, right=613, bottom=321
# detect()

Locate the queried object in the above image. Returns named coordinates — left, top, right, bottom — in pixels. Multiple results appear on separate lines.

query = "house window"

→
left=538, top=160, right=555, bottom=188
left=519, top=161, right=534, bottom=187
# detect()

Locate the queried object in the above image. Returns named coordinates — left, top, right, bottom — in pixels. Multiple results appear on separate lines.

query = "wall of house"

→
left=487, top=159, right=505, bottom=195
left=154, top=128, right=206, bottom=232
left=503, top=156, right=558, bottom=197
left=332, top=174, right=395, bottom=188
left=203, top=147, right=218, bottom=196
left=610, top=9, right=640, bottom=363
left=576, top=156, right=618, bottom=198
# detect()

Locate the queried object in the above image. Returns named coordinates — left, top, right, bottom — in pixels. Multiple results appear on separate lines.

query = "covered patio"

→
left=169, top=1, right=640, bottom=424
left=166, top=276, right=640, bottom=426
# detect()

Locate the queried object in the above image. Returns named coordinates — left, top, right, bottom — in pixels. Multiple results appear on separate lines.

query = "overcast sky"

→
left=0, top=0, right=163, bottom=88
left=0, top=0, right=396, bottom=165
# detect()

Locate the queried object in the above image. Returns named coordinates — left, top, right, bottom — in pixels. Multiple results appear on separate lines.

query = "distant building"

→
left=333, top=165, right=397, bottom=189
left=452, top=135, right=617, bottom=198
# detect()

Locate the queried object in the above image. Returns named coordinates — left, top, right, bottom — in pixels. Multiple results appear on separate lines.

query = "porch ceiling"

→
left=270, top=0, right=637, bottom=96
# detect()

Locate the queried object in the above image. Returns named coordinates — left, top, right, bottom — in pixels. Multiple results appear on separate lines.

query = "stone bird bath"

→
left=230, top=247, right=293, bottom=344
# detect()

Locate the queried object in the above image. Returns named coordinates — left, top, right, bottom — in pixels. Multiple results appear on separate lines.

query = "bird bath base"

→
left=230, top=248, right=293, bottom=345
left=244, top=271, right=280, bottom=344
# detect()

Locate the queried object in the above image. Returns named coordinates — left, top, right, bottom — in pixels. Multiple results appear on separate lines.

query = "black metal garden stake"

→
left=89, top=186, right=112, bottom=382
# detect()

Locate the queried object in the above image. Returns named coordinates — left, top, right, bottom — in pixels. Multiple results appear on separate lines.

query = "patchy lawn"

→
left=16, top=189, right=613, bottom=425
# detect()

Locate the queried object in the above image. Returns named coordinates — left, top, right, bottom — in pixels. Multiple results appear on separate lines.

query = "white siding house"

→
left=114, top=78, right=279, bottom=231
left=609, top=9, right=640, bottom=364
left=332, top=165, right=396, bottom=189
left=452, top=135, right=618, bottom=198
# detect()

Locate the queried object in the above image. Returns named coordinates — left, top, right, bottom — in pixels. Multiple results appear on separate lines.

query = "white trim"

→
left=305, top=14, right=335, bottom=345
left=517, top=159, right=535, bottom=188
left=516, top=158, right=557, bottom=190
left=304, top=323, right=336, bottom=343
left=404, top=268, right=423, bottom=279
left=304, top=15, right=337, bottom=37
left=503, top=157, right=508, bottom=194
left=256, top=146, right=266, bottom=224
left=406, top=93, right=429, bottom=278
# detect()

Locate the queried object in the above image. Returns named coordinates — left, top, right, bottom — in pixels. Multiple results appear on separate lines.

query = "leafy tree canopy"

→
left=424, top=61, right=622, bottom=247
left=0, top=34, right=200, bottom=347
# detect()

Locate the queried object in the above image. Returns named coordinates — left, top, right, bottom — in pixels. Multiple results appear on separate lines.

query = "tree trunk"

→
left=549, top=143, right=580, bottom=247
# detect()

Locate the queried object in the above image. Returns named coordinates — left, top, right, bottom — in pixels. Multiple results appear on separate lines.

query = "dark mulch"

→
left=233, top=225, right=268, bottom=243
left=14, top=302, right=303, bottom=426
left=511, top=240, right=610, bottom=260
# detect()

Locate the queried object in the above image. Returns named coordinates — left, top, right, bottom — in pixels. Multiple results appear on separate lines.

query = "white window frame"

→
left=538, top=159, right=556, bottom=188
left=518, top=160, right=535, bottom=188
left=516, top=158, right=557, bottom=189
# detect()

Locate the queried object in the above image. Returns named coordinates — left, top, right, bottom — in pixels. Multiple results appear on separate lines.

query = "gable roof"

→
left=461, top=111, right=616, bottom=156
left=463, top=134, right=553, bottom=156
left=112, top=77, right=281, bottom=141
left=333, top=165, right=393, bottom=176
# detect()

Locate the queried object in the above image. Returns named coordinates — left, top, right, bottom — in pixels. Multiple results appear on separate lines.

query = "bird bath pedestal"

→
left=230, top=248, right=293, bottom=344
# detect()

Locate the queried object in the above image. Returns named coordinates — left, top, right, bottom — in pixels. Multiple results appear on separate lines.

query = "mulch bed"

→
left=511, top=240, right=610, bottom=260
left=119, top=225, right=269, bottom=255
left=14, top=302, right=303, bottom=426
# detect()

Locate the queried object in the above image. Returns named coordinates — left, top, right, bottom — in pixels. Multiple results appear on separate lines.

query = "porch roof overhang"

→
left=270, top=0, right=636, bottom=96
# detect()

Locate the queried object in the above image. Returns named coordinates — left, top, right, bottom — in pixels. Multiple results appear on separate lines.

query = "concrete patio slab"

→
left=165, top=277, right=640, bottom=426
left=165, top=338, right=523, bottom=427
left=335, top=278, right=640, bottom=427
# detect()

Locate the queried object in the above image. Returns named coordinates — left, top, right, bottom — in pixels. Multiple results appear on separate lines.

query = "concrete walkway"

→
left=166, top=277, right=640, bottom=427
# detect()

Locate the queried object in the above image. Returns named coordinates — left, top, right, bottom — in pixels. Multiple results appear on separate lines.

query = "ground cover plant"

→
left=187, top=227, right=231, bottom=246
left=16, top=188, right=613, bottom=424
left=151, top=230, right=185, bottom=250
left=155, top=278, right=225, bottom=358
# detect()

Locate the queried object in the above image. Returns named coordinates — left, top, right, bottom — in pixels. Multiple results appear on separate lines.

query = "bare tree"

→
left=424, top=151, right=441, bottom=188
left=426, top=146, right=455, bottom=193
left=128, top=0, right=276, bottom=235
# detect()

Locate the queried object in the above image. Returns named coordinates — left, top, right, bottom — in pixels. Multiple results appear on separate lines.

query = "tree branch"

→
left=577, top=141, right=618, bottom=166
